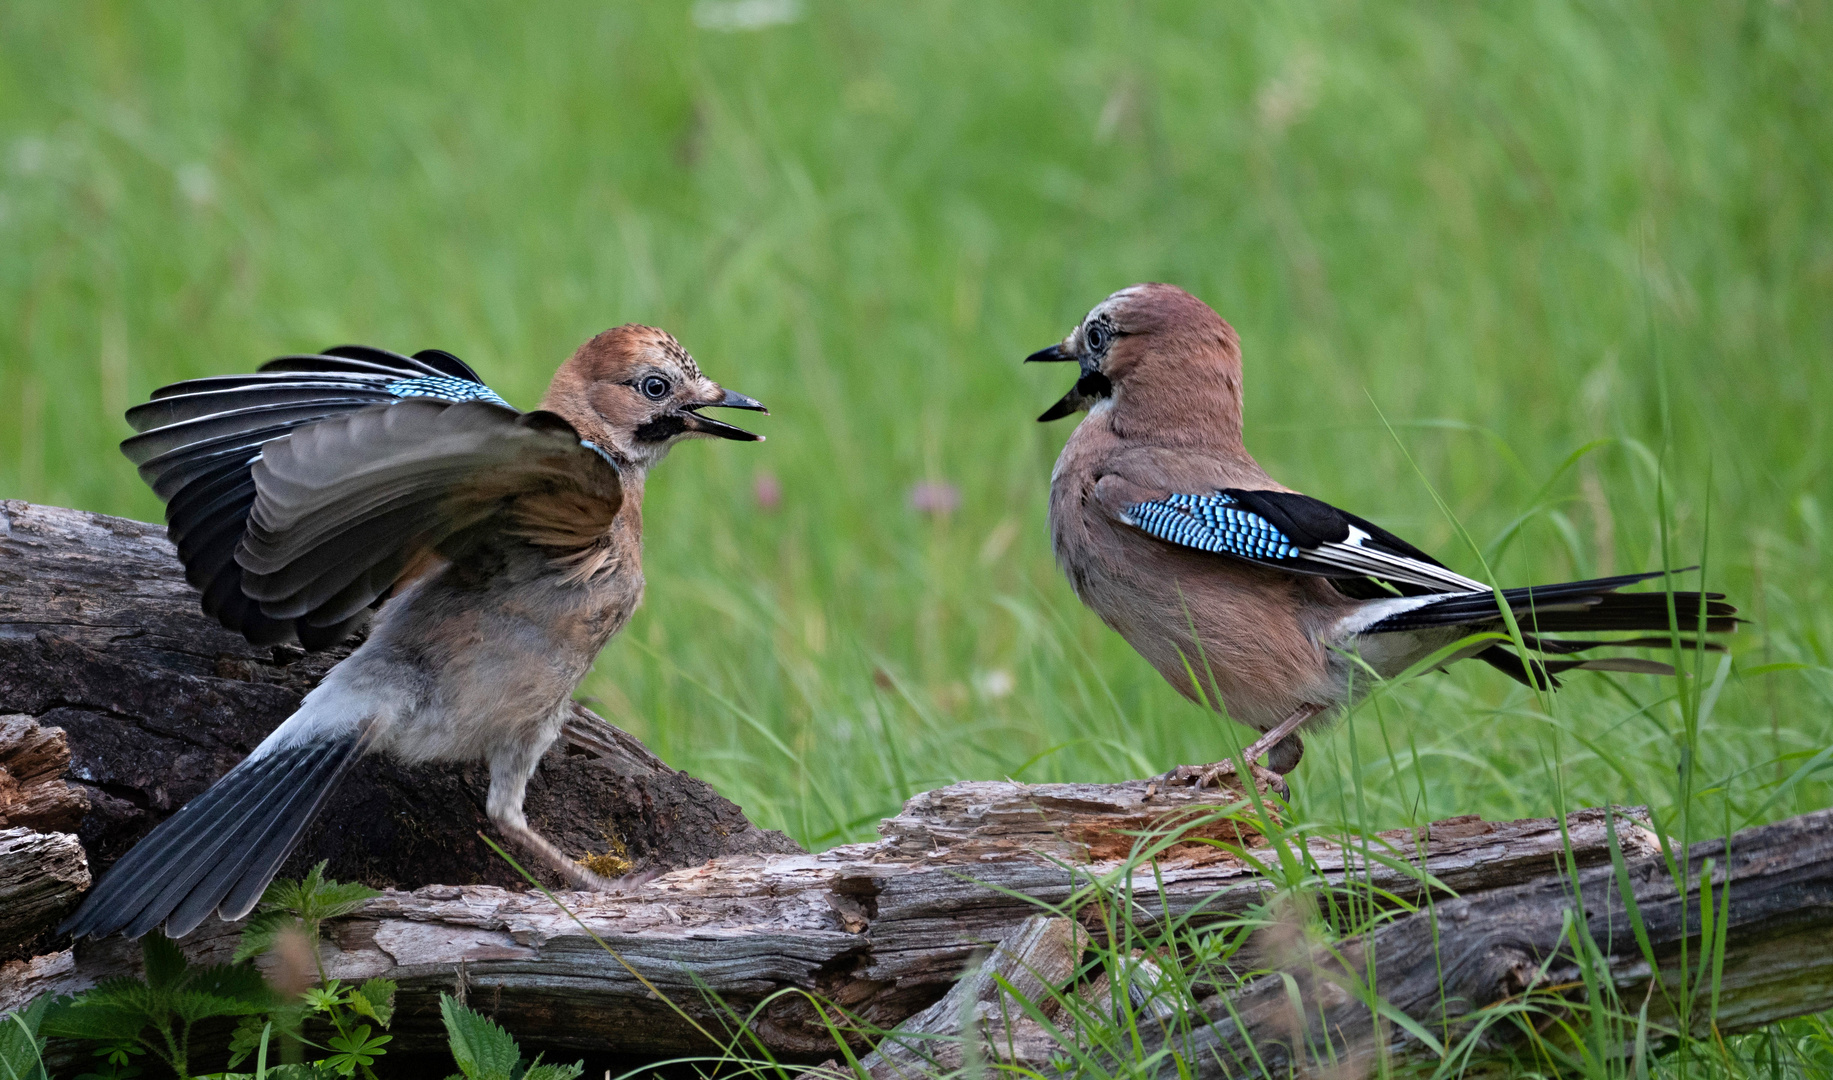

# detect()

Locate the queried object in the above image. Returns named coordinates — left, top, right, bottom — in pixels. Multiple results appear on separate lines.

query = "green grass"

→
left=3, top=3, right=1832, bottom=1069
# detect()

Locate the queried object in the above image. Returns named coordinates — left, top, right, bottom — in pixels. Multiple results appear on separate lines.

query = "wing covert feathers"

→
left=237, top=400, right=622, bottom=626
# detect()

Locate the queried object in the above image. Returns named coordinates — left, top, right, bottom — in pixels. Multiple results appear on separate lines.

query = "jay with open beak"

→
left=63, top=325, right=766, bottom=939
left=1029, top=284, right=1735, bottom=792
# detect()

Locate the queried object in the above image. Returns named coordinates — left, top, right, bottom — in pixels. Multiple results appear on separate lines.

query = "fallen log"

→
left=1150, top=805, right=1833, bottom=1076
left=0, top=497, right=799, bottom=963
left=7, top=778, right=1664, bottom=1059
left=4, top=498, right=1832, bottom=1075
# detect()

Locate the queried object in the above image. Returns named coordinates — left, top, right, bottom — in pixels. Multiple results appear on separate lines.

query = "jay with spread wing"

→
left=1029, top=284, right=1735, bottom=792
left=63, top=326, right=766, bottom=939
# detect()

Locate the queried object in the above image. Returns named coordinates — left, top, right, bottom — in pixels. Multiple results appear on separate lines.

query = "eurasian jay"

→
left=1030, top=284, right=1735, bottom=790
left=62, top=326, right=766, bottom=939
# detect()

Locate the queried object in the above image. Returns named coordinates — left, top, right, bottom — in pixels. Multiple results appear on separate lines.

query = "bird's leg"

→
left=486, top=741, right=616, bottom=891
left=1163, top=703, right=1328, bottom=796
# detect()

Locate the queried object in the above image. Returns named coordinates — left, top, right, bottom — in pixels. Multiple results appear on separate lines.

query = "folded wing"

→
left=1121, top=488, right=1489, bottom=595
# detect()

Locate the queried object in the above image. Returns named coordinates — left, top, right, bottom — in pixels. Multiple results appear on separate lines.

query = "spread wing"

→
left=120, top=345, right=618, bottom=649
left=238, top=400, right=622, bottom=628
left=1120, top=488, right=1490, bottom=597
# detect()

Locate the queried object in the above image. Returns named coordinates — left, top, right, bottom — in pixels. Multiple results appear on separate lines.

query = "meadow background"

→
left=2, top=1, right=1829, bottom=860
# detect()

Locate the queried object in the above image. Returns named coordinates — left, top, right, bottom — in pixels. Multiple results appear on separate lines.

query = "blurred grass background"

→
left=2, top=0, right=1829, bottom=851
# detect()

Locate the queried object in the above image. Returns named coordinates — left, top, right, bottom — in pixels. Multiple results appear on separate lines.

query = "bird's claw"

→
left=1158, top=760, right=1289, bottom=800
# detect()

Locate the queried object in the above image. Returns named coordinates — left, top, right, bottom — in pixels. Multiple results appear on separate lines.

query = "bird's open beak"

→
left=683, top=388, right=769, bottom=442
left=1026, top=343, right=1087, bottom=422
left=1025, top=344, right=1075, bottom=365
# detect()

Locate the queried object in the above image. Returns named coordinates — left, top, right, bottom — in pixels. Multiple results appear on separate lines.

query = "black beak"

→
left=1025, top=343, right=1076, bottom=364
left=1027, top=343, right=1109, bottom=423
left=1037, top=388, right=1085, bottom=423
left=683, top=388, right=769, bottom=442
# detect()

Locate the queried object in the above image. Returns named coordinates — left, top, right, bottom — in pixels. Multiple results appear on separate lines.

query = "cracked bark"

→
left=3, top=499, right=1831, bottom=1074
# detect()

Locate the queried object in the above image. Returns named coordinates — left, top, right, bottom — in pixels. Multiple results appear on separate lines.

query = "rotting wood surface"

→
left=3, top=499, right=1831, bottom=1073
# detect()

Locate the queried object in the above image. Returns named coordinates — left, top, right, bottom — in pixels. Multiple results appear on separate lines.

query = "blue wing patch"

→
left=386, top=374, right=513, bottom=410
left=1124, top=492, right=1301, bottom=561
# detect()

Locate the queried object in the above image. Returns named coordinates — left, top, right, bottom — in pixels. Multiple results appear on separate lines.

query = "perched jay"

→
left=1030, top=284, right=1735, bottom=790
left=62, top=326, right=766, bottom=939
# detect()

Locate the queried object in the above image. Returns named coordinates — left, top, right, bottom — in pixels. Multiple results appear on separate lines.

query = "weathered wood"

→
left=2, top=779, right=1663, bottom=1062
left=816, top=915, right=1088, bottom=1078
left=0, top=498, right=798, bottom=964
left=6, top=496, right=1833, bottom=1074
left=0, top=828, right=89, bottom=955
left=1145, top=806, right=1833, bottom=1077
left=0, top=715, right=89, bottom=834
left=0, top=714, right=93, bottom=958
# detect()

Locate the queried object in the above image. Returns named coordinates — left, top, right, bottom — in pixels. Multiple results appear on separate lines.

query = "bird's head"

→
left=1026, top=283, right=1243, bottom=437
left=542, top=324, right=767, bottom=469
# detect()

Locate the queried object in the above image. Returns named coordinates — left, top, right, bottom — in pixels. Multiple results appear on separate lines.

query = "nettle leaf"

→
left=439, top=994, right=520, bottom=1080
left=53, top=976, right=159, bottom=1018
left=256, top=874, right=307, bottom=915
left=39, top=997, right=149, bottom=1043
left=305, top=881, right=382, bottom=922
left=348, top=979, right=397, bottom=1028
left=257, top=863, right=380, bottom=930
left=232, top=909, right=298, bottom=963
left=186, top=964, right=275, bottom=1010
left=169, top=991, right=268, bottom=1026
left=140, top=934, right=189, bottom=992
left=520, top=1058, right=585, bottom=1080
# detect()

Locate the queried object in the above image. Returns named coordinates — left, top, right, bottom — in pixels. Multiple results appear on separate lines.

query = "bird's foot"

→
left=1157, top=760, right=1289, bottom=800
left=497, top=821, right=657, bottom=893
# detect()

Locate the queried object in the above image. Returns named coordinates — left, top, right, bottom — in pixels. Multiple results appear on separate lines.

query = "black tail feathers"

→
left=1369, top=570, right=1739, bottom=636
left=59, top=736, right=365, bottom=940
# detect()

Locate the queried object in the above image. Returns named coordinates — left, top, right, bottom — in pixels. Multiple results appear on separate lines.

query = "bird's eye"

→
left=641, top=375, right=671, bottom=400
left=1085, top=323, right=1109, bottom=352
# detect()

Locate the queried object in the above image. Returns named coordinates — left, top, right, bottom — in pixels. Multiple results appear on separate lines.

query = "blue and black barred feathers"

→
left=385, top=374, right=511, bottom=409
left=1124, top=492, right=1301, bottom=561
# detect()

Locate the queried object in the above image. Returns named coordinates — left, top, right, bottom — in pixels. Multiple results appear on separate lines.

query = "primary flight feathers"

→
left=120, top=346, right=618, bottom=649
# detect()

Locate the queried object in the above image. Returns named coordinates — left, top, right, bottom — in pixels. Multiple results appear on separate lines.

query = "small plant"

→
left=227, top=862, right=396, bottom=1079
left=439, top=994, right=582, bottom=1080
left=38, top=933, right=274, bottom=1080
left=0, top=994, right=50, bottom=1080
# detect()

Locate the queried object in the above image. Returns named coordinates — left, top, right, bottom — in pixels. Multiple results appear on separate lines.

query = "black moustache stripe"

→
left=634, top=415, right=687, bottom=442
left=1076, top=371, right=1113, bottom=399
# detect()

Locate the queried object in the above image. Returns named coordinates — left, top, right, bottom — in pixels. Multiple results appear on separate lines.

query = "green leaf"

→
left=347, top=979, right=396, bottom=1028
left=140, top=934, right=188, bottom=992
left=306, top=881, right=383, bottom=921
left=278, top=863, right=381, bottom=924
left=325, top=1024, right=391, bottom=1077
left=439, top=994, right=521, bottom=1080
left=225, top=1016, right=269, bottom=1070
left=40, top=996, right=151, bottom=1043
left=232, top=910, right=298, bottom=963
left=0, top=996, right=51, bottom=1080
left=302, top=986, right=344, bottom=1014
left=519, top=1062, right=584, bottom=1080
left=178, top=964, right=276, bottom=1020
